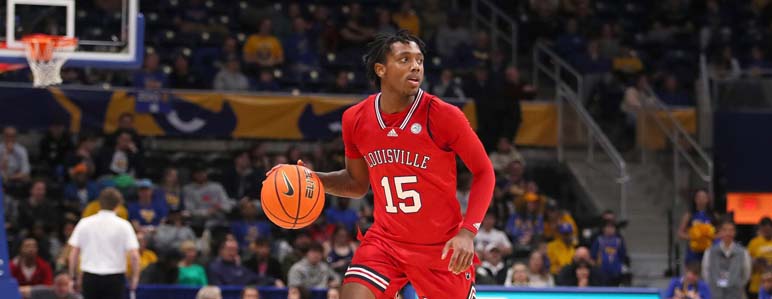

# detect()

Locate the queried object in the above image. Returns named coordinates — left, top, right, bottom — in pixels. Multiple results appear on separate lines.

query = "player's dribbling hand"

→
left=442, top=228, right=476, bottom=274
left=263, top=160, right=306, bottom=184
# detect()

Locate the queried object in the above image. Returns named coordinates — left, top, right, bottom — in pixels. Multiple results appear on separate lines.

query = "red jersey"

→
left=342, top=89, right=487, bottom=245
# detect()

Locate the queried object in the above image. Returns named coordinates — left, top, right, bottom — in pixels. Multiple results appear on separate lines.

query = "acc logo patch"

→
left=410, top=123, right=422, bottom=134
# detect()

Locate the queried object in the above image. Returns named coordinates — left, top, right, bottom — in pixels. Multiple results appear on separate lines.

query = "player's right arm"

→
left=316, top=158, right=370, bottom=198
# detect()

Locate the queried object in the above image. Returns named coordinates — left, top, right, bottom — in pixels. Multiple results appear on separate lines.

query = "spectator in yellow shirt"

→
left=82, top=199, right=128, bottom=220
left=547, top=223, right=576, bottom=274
left=749, top=217, right=772, bottom=297
left=392, top=1, right=420, bottom=36
left=126, top=231, right=157, bottom=278
left=243, top=19, right=284, bottom=68
left=543, top=200, right=578, bottom=244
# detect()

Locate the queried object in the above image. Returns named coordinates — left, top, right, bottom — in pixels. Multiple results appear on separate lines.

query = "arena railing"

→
left=532, top=43, right=630, bottom=220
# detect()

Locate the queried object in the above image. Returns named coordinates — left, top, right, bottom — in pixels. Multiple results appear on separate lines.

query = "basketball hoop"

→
left=21, top=34, right=78, bottom=87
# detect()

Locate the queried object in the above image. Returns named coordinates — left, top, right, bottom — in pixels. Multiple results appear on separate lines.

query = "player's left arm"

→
left=434, top=101, right=495, bottom=273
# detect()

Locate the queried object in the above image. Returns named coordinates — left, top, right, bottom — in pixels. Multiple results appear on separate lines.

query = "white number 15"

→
left=380, top=176, right=422, bottom=214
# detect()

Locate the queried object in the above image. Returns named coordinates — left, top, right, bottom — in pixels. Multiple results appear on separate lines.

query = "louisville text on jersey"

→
left=363, top=148, right=430, bottom=170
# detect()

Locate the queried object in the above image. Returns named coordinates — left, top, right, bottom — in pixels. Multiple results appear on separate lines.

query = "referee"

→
left=68, top=187, right=140, bottom=299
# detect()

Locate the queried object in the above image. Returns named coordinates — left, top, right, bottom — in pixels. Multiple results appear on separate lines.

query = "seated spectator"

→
left=287, top=242, right=339, bottom=288
left=173, top=0, right=226, bottom=35
left=497, top=160, right=527, bottom=202
left=555, top=18, right=586, bottom=57
left=749, top=217, right=772, bottom=297
left=543, top=200, right=578, bottom=243
left=196, top=286, right=222, bottom=299
left=19, top=273, right=81, bottom=299
left=556, top=246, right=606, bottom=286
left=760, top=270, right=772, bottom=299
left=255, top=69, right=281, bottom=91
left=208, top=239, right=257, bottom=286
left=17, top=180, right=58, bottom=235
left=524, top=250, right=554, bottom=287
left=169, top=55, right=205, bottom=89
left=284, top=17, right=319, bottom=74
left=327, top=287, right=340, bottom=299
left=288, top=286, right=311, bottom=299
left=104, top=112, right=143, bottom=152
left=241, top=286, right=259, bottom=299
left=1, top=126, right=31, bottom=185
left=575, top=40, right=612, bottom=75
left=96, top=131, right=140, bottom=177
left=230, top=201, right=272, bottom=249
left=81, top=197, right=129, bottom=220
left=747, top=46, right=772, bottom=73
left=140, top=249, right=182, bottom=284
left=323, top=227, right=357, bottom=278
left=153, top=209, right=196, bottom=253
left=665, top=262, right=711, bottom=299
left=435, top=15, right=471, bottom=60
left=339, top=3, right=375, bottom=50
left=183, top=165, right=233, bottom=229
left=489, top=138, right=524, bottom=174
left=325, top=71, right=356, bottom=94
left=506, top=192, right=544, bottom=254
left=213, top=57, right=250, bottom=91
left=504, top=263, right=529, bottom=287
left=128, top=179, right=169, bottom=230
left=160, top=167, right=184, bottom=211
left=325, top=198, right=358, bottom=232
left=476, top=244, right=507, bottom=285
left=222, top=151, right=263, bottom=201
left=126, top=231, right=157, bottom=278
left=243, top=19, right=284, bottom=68
left=309, top=5, right=339, bottom=53
left=244, top=238, right=284, bottom=286
left=475, top=211, right=513, bottom=256
left=710, top=46, right=742, bottom=80
left=455, top=31, right=491, bottom=68
left=598, top=23, right=621, bottom=59
left=178, top=240, right=208, bottom=286
left=63, top=135, right=97, bottom=179
left=612, top=47, right=644, bottom=74
left=657, top=75, right=692, bottom=106
left=547, top=223, right=576, bottom=274
left=591, top=221, right=628, bottom=286
left=280, top=234, right=313, bottom=277
left=10, top=238, right=53, bottom=286
left=431, top=69, right=465, bottom=99
left=63, top=163, right=100, bottom=212
left=38, top=121, right=73, bottom=178
left=376, top=9, right=398, bottom=35
left=132, top=52, right=167, bottom=89
left=53, top=220, right=77, bottom=273
left=392, top=1, right=420, bottom=36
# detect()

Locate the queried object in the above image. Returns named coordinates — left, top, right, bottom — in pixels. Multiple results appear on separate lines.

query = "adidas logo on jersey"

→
left=387, top=128, right=398, bottom=137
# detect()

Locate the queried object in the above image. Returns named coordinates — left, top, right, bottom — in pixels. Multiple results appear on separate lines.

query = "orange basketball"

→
left=261, top=164, right=325, bottom=229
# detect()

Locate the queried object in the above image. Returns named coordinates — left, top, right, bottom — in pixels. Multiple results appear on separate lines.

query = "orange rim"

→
left=22, top=34, right=77, bottom=61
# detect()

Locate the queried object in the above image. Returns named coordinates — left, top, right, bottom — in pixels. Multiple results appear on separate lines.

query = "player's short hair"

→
left=98, top=187, right=124, bottom=210
left=363, top=29, right=426, bottom=87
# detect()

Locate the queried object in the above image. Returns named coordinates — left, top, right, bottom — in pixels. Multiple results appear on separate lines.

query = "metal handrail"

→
left=641, top=86, right=713, bottom=184
left=533, top=42, right=629, bottom=219
left=471, top=0, right=519, bottom=65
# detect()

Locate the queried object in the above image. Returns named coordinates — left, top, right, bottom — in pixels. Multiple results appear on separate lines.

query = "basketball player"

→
left=270, top=30, right=494, bottom=298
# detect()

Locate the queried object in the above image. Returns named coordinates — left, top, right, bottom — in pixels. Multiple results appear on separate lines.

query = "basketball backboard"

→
left=0, top=0, right=143, bottom=68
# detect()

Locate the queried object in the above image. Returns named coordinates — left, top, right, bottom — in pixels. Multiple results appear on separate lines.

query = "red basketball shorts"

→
left=343, top=234, right=477, bottom=299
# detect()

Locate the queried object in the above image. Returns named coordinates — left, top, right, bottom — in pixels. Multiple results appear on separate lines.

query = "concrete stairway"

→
left=567, top=156, right=674, bottom=288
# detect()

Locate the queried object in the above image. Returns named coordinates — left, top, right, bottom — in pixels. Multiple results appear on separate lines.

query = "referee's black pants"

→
left=82, top=272, right=125, bottom=299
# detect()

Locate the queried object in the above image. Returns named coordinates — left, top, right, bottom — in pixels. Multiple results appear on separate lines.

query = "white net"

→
left=22, top=36, right=77, bottom=87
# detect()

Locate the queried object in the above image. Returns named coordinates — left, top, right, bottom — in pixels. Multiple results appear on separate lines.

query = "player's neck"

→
left=379, top=89, right=415, bottom=114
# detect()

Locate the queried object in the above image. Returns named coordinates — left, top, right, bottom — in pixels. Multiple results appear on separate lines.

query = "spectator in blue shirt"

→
left=591, top=221, right=628, bottom=286
left=657, top=75, right=692, bottom=106
left=575, top=40, right=612, bottom=75
left=128, top=179, right=169, bottom=230
left=556, top=18, right=586, bottom=57
left=132, top=52, right=167, bottom=89
left=325, top=198, right=358, bottom=232
left=665, top=262, right=711, bottom=299
left=62, top=162, right=101, bottom=212
left=284, top=17, right=319, bottom=75
left=230, top=201, right=271, bottom=249
left=208, top=239, right=258, bottom=286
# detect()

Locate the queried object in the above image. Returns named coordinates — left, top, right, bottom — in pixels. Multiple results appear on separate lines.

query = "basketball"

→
left=261, top=164, right=325, bottom=229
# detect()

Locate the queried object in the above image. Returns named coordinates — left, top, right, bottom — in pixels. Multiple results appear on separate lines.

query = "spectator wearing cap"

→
left=287, top=242, right=339, bottom=289
left=543, top=200, right=578, bottom=244
left=506, top=192, right=544, bottom=254
left=177, top=240, right=208, bottom=287
left=183, top=165, right=233, bottom=229
left=19, top=272, right=82, bottom=299
left=68, top=188, right=140, bottom=299
left=475, top=211, right=513, bottom=257
left=207, top=239, right=258, bottom=286
left=489, top=138, right=525, bottom=174
left=213, top=57, right=249, bottom=91
left=10, top=238, right=54, bottom=286
left=1, top=126, right=31, bottom=185
left=153, top=209, right=196, bottom=253
left=591, top=221, right=628, bottom=286
left=547, top=223, right=576, bottom=274
left=63, top=163, right=101, bottom=212
left=748, top=217, right=772, bottom=298
left=664, top=262, right=711, bottom=299
left=701, top=220, right=751, bottom=299
left=556, top=246, right=606, bottom=286
left=128, top=179, right=169, bottom=231
left=476, top=243, right=508, bottom=285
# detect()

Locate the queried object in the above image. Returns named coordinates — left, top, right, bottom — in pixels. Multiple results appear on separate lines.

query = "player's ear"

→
left=374, top=63, right=386, bottom=78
